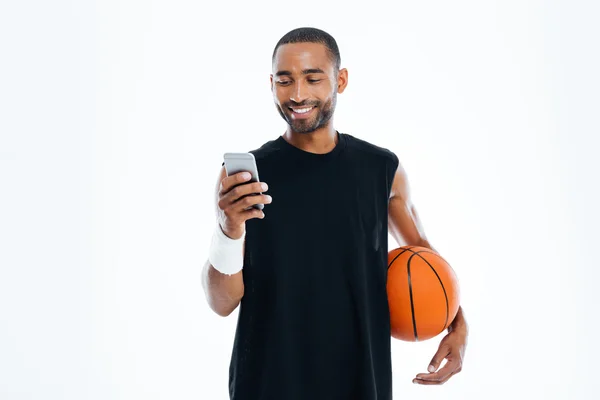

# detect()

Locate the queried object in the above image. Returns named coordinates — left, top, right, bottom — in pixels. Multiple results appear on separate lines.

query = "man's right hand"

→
left=217, top=171, right=272, bottom=239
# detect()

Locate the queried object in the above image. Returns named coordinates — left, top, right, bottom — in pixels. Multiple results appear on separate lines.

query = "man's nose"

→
left=290, top=81, right=309, bottom=104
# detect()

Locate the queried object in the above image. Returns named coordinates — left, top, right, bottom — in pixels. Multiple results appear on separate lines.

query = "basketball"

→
left=387, top=246, right=460, bottom=342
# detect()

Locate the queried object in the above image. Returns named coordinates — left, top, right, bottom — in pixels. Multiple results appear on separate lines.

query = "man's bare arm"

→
left=201, top=166, right=270, bottom=317
left=387, top=161, right=468, bottom=384
left=201, top=167, right=244, bottom=316
left=388, top=162, right=434, bottom=251
left=201, top=259, right=244, bottom=317
left=387, top=162, right=467, bottom=334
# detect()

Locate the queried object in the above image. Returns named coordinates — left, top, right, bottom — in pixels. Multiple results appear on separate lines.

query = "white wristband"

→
left=208, top=224, right=245, bottom=275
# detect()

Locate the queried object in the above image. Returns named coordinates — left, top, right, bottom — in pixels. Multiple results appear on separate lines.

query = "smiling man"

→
left=202, top=27, right=469, bottom=400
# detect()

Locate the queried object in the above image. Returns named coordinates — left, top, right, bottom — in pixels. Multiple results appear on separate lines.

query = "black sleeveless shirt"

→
left=228, top=132, right=399, bottom=400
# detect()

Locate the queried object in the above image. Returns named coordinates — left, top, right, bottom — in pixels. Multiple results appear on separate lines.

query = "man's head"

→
left=271, top=27, right=348, bottom=134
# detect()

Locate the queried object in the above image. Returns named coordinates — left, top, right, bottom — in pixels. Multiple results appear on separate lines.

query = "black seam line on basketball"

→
left=388, top=247, right=446, bottom=336
left=410, top=250, right=450, bottom=331
left=407, top=253, right=419, bottom=341
left=402, top=247, right=439, bottom=257
left=387, top=246, right=435, bottom=268
left=387, top=246, right=417, bottom=268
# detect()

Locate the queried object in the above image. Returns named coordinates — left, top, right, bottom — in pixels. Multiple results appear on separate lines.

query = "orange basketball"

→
left=387, top=246, right=460, bottom=342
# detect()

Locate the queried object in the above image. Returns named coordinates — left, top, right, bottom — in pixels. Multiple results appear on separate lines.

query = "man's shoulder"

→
left=343, top=133, right=398, bottom=165
left=248, top=137, right=284, bottom=161
left=219, top=137, right=282, bottom=168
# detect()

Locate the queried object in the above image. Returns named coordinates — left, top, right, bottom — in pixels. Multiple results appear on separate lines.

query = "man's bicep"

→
left=388, top=165, right=428, bottom=246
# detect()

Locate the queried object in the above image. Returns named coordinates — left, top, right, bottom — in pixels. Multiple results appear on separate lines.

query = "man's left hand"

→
left=412, top=327, right=467, bottom=385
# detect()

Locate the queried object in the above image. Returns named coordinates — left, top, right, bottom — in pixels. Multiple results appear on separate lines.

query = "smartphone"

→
left=223, top=152, right=264, bottom=210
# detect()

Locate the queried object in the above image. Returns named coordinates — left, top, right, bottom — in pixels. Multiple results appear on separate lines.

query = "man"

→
left=202, top=27, right=468, bottom=400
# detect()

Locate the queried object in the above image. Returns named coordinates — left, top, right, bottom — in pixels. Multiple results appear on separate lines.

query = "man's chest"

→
left=255, top=163, right=388, bottom=242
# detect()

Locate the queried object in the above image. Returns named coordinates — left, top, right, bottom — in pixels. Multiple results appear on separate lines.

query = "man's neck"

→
left=282, top=126, right=338, bottom=154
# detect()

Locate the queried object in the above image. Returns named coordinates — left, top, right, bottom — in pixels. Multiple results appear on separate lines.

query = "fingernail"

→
left=428, top=365, right=435, bottom=372
left=265, top=195, right=272, bottom=203
left=413, top=380, right=418, bottom=384
left=242, top=172, right=251, bottom=180
left=261, top=182, right=268, bottom=191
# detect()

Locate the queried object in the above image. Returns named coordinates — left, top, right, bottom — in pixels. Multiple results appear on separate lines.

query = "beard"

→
left=276, top=91, right=336, bottom=134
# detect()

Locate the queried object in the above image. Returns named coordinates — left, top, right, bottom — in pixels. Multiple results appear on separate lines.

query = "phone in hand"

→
left=223, top=152, right=264, bottom=210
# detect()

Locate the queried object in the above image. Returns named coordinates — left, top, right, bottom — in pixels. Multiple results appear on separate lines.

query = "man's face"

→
left=271, top=42, right=346, bottom=134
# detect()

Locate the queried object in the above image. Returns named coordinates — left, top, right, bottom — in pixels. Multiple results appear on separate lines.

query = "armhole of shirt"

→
left=386, top=151, right=400, bottom=199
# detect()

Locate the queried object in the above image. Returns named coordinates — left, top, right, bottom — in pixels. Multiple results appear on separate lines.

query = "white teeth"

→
left=291, top=107, right=313, bottom=114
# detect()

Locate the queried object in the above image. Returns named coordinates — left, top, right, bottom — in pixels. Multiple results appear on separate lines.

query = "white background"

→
left=1, top=0, right=598, bottom=399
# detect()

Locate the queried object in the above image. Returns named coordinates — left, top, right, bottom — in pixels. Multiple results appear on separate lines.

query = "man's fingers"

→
left=220, top=172, right=253, bottom=194
left=427, top=344, right=450, bottom=373
left=222, top=206, right=265, bottom=229
left=414, top=359, right=461, bottom=385
left=233, top=193, right=272, bottom=212
left=242, top=207, right=265, bottom=220
left=220, top=181, right=268, bottom=209
left=416, top=363, right=453, bottom=381
left=413, top=371, right=456, bottom=385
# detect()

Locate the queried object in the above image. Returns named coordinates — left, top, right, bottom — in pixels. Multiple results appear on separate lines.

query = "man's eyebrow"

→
left=275, top=68, right=326, bottom=77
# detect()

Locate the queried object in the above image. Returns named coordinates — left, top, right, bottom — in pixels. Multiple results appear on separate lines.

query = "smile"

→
left=289, top=106, right=314, bottom=114
left=288, top=106, right=315, bottom=119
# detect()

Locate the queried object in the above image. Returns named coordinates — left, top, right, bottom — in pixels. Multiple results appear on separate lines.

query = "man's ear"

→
left=337, top=68, right=349, bottom=94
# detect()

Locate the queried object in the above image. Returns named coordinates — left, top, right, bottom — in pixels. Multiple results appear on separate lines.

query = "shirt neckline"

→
left=275, top=131, right=347, bottom=160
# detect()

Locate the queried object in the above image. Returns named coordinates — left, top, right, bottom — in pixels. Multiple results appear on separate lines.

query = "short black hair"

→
left=272, top=27, right=341, bottom=72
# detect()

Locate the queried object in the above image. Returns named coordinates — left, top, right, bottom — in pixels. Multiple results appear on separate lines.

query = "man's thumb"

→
left=428, top=346, right=449, bottom=372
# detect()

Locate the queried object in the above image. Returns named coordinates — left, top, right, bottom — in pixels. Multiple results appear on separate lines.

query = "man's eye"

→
left=278, top=81, right=291, bottom=85
left=308, top=79, right=321, bottom=83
